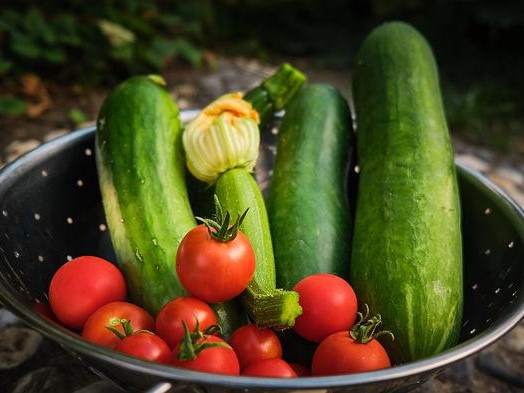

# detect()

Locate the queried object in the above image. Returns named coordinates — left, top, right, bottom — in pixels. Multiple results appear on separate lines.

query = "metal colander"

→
left=0, top=110, right=523, bottom=393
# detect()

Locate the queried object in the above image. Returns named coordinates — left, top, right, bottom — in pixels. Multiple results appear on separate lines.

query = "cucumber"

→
left=215, top=169, right=301, bottom=328
left=96, top=75, right=194, bottom=315
left=266, top=84, right=352, bottom=289
left=350, top=22, right=463, bottom=363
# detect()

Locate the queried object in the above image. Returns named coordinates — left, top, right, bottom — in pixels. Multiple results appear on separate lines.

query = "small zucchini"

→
left=183, top=93, right=302, bottom=328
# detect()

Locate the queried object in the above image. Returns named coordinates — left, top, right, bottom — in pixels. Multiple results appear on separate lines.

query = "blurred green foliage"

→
left=1, top=0, right=523, bottom=150
left=0, top=0, right=215, bottom=84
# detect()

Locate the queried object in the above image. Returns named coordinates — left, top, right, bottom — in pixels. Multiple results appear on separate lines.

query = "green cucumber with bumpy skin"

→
left=96, top=75, right=195, bottom=315
left=350, top=22, right=463, bottom=363
left=267, top=84, right=352, bottom=289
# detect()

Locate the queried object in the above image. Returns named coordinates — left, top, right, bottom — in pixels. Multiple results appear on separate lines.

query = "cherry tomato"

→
left=293, top=274, right=357, bottom=342
left=32, top=302, right=59, bottom=324
left=242, top=358, right=297, bottom=378
left=229, top=324, right=282, bottom=370
left=170, top=334, right=240, bottom=375
left=176, top=224, right=255, bottom=303
left=115, top=332, right=171, bottom=364
left=289, top=362, right=310, bottom=377
left=155, top=297, right=218, bottom=349
left=82, top=301, right=154, bottom=348
left=49, top=256, right=126, bottom=330
left=311, top=330, right=391, bottom=375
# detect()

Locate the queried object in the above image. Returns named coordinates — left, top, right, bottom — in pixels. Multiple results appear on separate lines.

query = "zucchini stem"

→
left=243, top=288, right=301, bottom=329
left=244, top=63, right=306, bottom=128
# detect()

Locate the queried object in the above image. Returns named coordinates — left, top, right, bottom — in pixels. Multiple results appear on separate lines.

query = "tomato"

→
left=176, top=223, right=255, bottom=303
left=288, top=362, right=310, bottom=377
left=155, top=296, right=218, bottom=349
left=32, top=302, right=59, bottom=324
left=292, top=273, right=357, bottom=342
left=115, top=332, right=171, bottom=364
left=242, top=358, right=297, bottom=378
left=229, top=324, right=282, bottom=370
left=311, top=305, right=393, bottom=375
left=170, top=334, right=240, bottom=375
left=49, top=256, right=126, bottom=330
left=311, top=330, right=391, bottom=375
left=82, top=301, right=154, bottom=348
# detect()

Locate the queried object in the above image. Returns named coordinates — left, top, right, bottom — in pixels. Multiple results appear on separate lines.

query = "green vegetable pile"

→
left=91, top=21, right=463, bottom=371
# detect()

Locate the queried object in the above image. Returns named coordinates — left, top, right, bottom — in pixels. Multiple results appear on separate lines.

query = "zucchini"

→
left=215, top=169, right=301, bottom=328
left=96, top=75, right=194, bottom=315
left=188, top=63, right=306, bottom=219
left=350, top=22, right=463, bottom=362
left=267, top=84, right=352, bottom=289
left=183, top=94, right=302, bottom=328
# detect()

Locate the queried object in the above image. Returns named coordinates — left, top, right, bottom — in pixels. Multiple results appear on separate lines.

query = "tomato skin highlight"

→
left=176, top=224, right=256, bottom=303
left=115, top=332, right=171, bottom=364
left=293, top=273, right=357, bottom=342
left=82, top=301, right=154, bottom=348
left=49, top=256, right=127, bottom=330
left=155, top=297, right=218, bottom=349
left=229, top=324, right=282, bottom=370
left=170, top=335, right=240, bottom=375
left=242, top=358, right=298, bottom=378
left=311, top=331, right=391, bottom=375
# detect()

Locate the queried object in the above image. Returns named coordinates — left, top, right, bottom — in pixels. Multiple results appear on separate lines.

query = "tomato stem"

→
left=196, top=194, right=249, bottom=242
left=177, top=319, right=232, bottom=361
left=350, top=304, right=394, bottom=344
left=105, top=319, right=153, bottom=340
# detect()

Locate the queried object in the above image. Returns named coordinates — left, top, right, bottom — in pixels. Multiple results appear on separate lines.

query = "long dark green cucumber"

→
left=96, top=75, right=194, bottom=315
left=215, top=168, right=302, bottom=328
left=350, top=22, right=463, bottom=363
left=267, top=84, right=352, bottom=289
left=244, top=63, right=306, bottom=128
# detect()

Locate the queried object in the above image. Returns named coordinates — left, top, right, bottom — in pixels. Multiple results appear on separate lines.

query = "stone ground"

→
left=1, top=57, right=524, bottom=392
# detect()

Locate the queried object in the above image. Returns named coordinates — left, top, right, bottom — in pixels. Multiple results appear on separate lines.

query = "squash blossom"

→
left=183, top=93, right=261, bottom=184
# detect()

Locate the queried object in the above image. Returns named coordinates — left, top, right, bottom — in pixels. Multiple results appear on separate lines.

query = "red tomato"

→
left=289, top=362, right=310, bottom=377
left=82, top=301, right=154, bottom=348
left=115, top=332, right=171, bottom=364
left=32, top=302, right=59, bottom=324
left=292, top=274, right=357, bottom=342
left=229, top=324, right=282, bottom=370
left=242, top=358, right=298, bottom=378
left=311, top=330, right=391, bottom=375
left=155, top=297, right=218, bottom=349
left=176, top=224, right=255, bottom=303
left=170, top=335, right=240, bottom=375
left=49, top=256, right=126, bottom=330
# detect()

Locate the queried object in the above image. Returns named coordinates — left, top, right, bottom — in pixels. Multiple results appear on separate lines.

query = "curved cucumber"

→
left=96, top=75, right=194, bottom=315
left=350, top=22, right=463, bottom=362
left=267, top=84, right=352, bottom=289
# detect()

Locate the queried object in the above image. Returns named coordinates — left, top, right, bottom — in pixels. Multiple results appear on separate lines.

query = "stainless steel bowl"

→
left=0, top=111, right=523, bottom=392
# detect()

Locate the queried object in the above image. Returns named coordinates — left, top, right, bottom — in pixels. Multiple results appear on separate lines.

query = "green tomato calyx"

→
left=350, top=304, right=394, bottom=344
left=177, top=319, right=230, bottom=361
left=196, top=194, right=249, bottom=243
